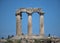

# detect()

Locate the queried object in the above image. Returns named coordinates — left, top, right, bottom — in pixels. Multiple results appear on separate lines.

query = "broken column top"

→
left=16, top=8, right=44, bottom=16
left=16, top=8, right=42, bottom=13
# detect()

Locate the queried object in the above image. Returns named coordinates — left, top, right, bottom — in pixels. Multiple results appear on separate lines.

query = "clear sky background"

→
left=0, top=0, right=60, bottom=38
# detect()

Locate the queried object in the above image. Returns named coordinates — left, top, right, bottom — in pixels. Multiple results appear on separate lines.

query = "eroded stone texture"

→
left=40, top=14, right=44, bottom=38
left=16, top=8, right=41, bottom=14
left=16, top=13, right=22, bottom=36
left=16, top=8, right=44, bottom=37
left=28, top=14, right=32, bottom=36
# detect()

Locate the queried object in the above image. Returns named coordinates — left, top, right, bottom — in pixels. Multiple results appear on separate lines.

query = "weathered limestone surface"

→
left=40, top=12, right=44, bottom=37
left=16, top=8, right=41, bottom=14
left=28, top=14, right=32, bottom=36
left=16, top=14, right=22, bottom=36
left=16, top=8, right=44, bottom=38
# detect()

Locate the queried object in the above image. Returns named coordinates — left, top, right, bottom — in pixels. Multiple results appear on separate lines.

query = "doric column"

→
left=16, top=13, right=22, bottom=36
left=28, top=13, right=32, bottom=36
left=39, top=12, right=44, bottom=37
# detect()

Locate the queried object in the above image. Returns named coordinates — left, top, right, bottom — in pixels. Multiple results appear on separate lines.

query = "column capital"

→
left=15, top=13, right=20, bottom=16
left=38, top=12, right=44, bottom=15
left=15, top=13, right=22, bottom=19
left=16, top=13, right=22, bottom=16
left=27, top=13, right=32, bottom=16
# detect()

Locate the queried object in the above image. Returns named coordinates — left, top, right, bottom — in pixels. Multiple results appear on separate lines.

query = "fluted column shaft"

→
left=40, top=12, right=44, bottom=37
left=28, top=13, right=32, bottom=36
left=16, top=13, right=22, bottom=36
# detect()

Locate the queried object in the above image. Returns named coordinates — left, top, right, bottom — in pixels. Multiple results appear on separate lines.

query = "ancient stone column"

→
left=39, top=12, right=44, bottom=37
left=16, top=13, right=22, bottom=36
left=28, top=13, right=32, bottom=36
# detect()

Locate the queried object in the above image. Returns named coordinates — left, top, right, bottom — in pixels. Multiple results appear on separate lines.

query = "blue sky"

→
left=0, top=0, right=60, bottom=38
